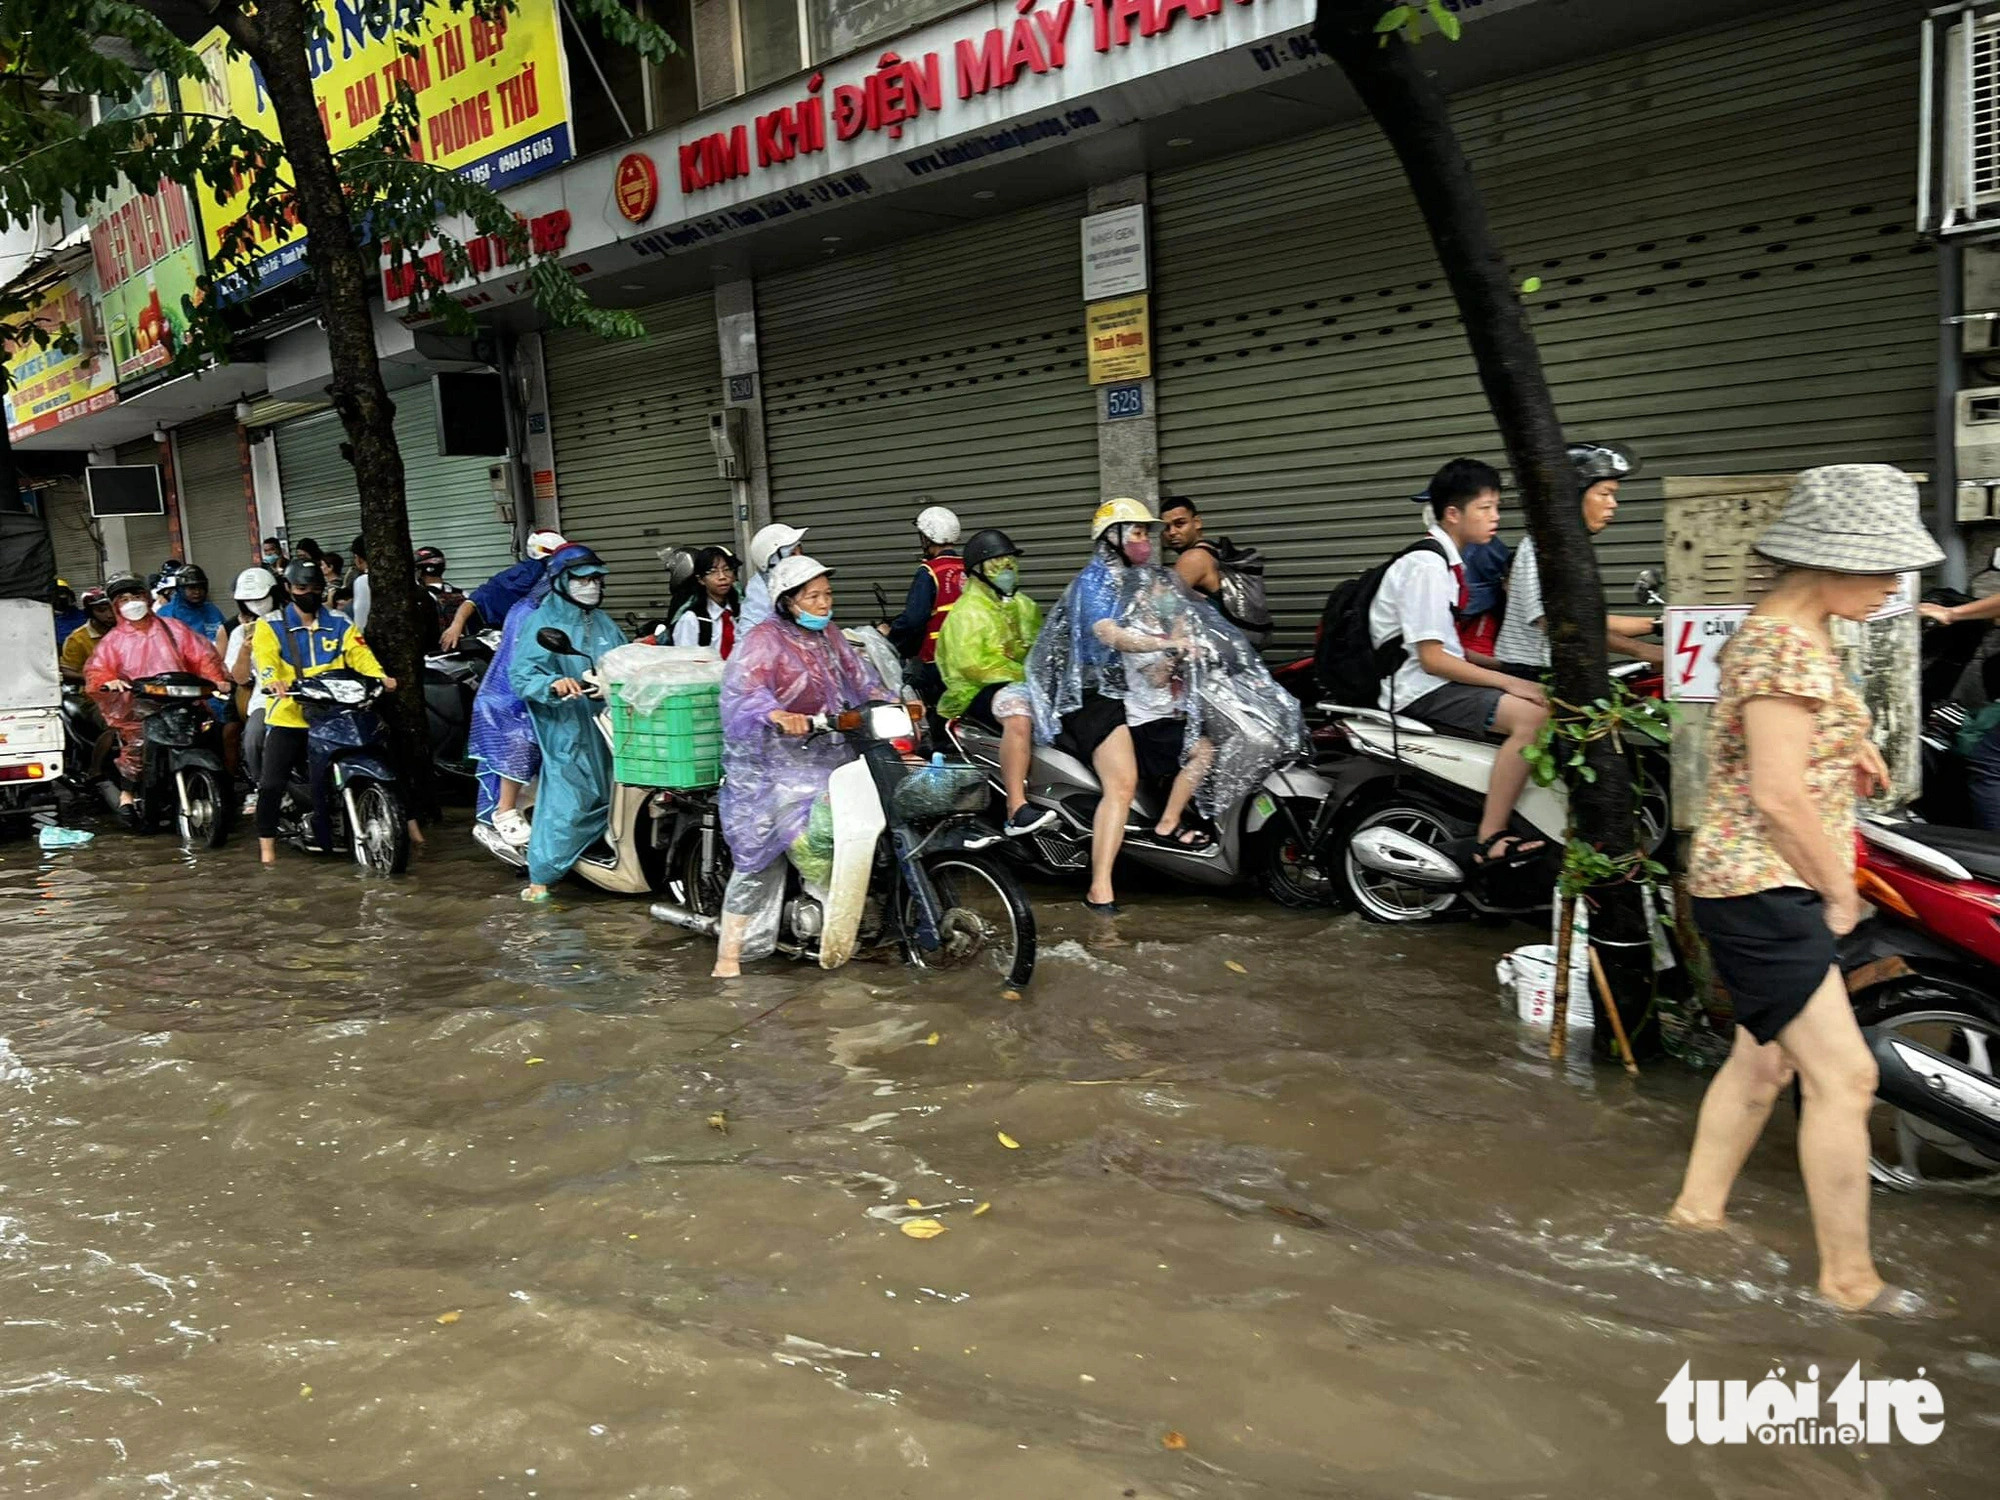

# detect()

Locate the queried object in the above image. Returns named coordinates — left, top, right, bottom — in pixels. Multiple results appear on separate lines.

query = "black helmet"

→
left=177, top=564, right=208, bottom=591
left=283, top=558, right=323, bottom=590
left=1568, top=442, right=1638, bottom=485
left=104, top=573, right=147, bottom=601
left=963, top=528, right=1024, bottom=577
left=414, top=546, right=447, bottom=572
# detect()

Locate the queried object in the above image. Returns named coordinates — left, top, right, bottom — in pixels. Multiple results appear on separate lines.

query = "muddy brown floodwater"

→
left=2, top=822, right=1997, bottom=1498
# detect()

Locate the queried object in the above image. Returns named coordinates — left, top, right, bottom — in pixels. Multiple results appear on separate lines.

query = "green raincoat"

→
left=935, top=578, right=1043, bottom=719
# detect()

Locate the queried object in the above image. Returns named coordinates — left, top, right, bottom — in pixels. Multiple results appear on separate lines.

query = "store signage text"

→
left=1082, top=203, right=1147, bottom=300
left=1088, top=294, right=1152, bottom=385
left=680, top=0, right=1259, bottom=196
left=381, top=210, right=572, bottom=301
left=2, top=276, right=117, bottom=443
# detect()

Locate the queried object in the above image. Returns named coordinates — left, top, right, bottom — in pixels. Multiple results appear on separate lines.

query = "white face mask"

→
left=118, top=599, right=148, bottom=622
left=248, top=595, right=277, bottom=616
left=567, top=577, right=604, bottom=607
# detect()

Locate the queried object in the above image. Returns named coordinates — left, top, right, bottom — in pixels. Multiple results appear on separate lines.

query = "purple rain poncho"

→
left=719, top=615, right=887, bottom=873
left=467, top=569, right=559, bottom=821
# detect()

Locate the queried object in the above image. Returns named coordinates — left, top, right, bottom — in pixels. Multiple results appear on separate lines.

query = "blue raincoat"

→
left=510, top=556, right=628, bottom=886
left=467, top=566, right=559, bottom=821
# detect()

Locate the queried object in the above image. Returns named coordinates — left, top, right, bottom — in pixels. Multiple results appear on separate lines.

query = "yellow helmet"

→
left=1090, top=497, right=1158, bottom=540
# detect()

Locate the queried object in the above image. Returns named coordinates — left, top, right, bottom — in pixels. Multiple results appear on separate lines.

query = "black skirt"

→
left=1691, top=887, right=1837, bottom=1045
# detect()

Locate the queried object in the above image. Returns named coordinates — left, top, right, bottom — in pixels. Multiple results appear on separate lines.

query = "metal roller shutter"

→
left=759, top=199, right=1099, bottom=611
left=273, top=410, right=357, bottom=556
left=1152, top=0, right=1930, bottom=652
left=114, top=438, right=174, bottom=575
left=42, top=480, right=103, bottom=587
left=545, top=291, right=730, bottom=624
left=175, top=414, right=254, bottom=578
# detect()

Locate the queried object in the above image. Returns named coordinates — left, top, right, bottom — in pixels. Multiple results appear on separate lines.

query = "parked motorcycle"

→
left=652, top=699, right=1037, bottom=985
left=1841, top=814, right=2000, bottom=1192
left=944, top=715, right=1338, bottom=909
left=122, top=673, right=234, bottom=846
left=424, top=629, right=498, bottom=789
left=274, top=672, right=409, bottom=873
left=58, top=684, right=121, bottom=815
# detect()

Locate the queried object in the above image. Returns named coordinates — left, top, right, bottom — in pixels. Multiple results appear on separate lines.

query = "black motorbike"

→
left=425, top=630, right=497, bottom=791
left=277, top=671, right=410, bottom=874
left=58, top=684, right=123, bottom=816
left=125, top=673, right=234, bottom=846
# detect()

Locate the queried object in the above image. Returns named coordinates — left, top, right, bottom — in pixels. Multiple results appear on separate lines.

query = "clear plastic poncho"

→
left=1026, top=549, right=1305, bottom=817
left=719, top=615, right=887, bottom=874
left=468, top=569, right=559, bottom=821
left=936, top=577, right=1042, bottom=719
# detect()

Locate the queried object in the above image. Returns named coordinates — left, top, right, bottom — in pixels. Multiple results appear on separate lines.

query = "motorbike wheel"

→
left=1340, top=799, right=1462, bottom=925
left=1255, top=799, right=1336, bottom=909
left=177, top=766, right=233, bottom=849
left=1853, top=974, right=2000, bottom=1194
left=349, top=782, right=411, bottom=875
left=680, top=834, right=734, bottom=919
left=904, top=851, right=1037, bottom=987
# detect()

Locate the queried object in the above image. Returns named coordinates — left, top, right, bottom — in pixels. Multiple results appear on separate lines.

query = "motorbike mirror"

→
left=1633, top=567, right=1662, bottom=604
left=536, top=627, right=579, bottom=656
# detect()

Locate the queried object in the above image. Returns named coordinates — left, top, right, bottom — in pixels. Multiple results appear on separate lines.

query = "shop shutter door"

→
left=396, top=383, right=517, bottom=584
left=1151, top=0, right=1929, bottom=651
left=114, top=438, right=174, bottom=574
left=758, top=198, right=1098, bottom=612
left=545, top=292, right=729, bottom=625
left=273, top=410, right=358, bottom=556
left=176, top=414, right=253, bottom=578
left=42, top=480, right=103, bottom=587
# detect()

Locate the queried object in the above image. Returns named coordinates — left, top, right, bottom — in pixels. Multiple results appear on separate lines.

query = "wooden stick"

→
left=1549, top=892, right=1577, bottom=1061
left=1589, top=943, right=1641, bottom=1078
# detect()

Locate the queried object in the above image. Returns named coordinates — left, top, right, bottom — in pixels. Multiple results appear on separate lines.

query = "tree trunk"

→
left=217, top=0, right=438, bottom=820
left=1314, top=1, right=1656, bottom=1054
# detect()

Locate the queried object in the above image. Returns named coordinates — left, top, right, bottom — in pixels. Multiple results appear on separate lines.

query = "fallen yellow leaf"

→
left=1002, top=989, right=1023, bottom=1002
left=997, top=1131, right=1020, bottom=1150
left=299, top=1384, right=313, bottom=1398
left=907, top=1197, right=924, bottom=1208
left=900, top=1218, right=948, bottom=1240
left=1224, top=960, right=1247, bottom=975
left=706, top=1112, right=728, bottom=1133
left=924, top=1031, right=940, bottom=1045
left=524, top=1057, right=546, bottom=1066
left=435, top=1310, right=461, bottom=1325
left=973, top=1201, right=991, bottom=1216
left=1163, top=1430, right=1188, bottom=1451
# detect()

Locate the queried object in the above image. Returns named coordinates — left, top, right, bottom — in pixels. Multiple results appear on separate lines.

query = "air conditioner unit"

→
left=1956, top=386, right=2000, bottom=489
left=1926, top=11, right=2000, bottom=234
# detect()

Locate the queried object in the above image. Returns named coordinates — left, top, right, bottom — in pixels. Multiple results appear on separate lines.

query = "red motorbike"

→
left=1844, top=816, right=2000, bottom=1192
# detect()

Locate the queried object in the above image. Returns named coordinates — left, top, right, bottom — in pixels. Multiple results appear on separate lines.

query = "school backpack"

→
left=1194, top=537, right=1273, bottom=647
left=1313, top=538, right=1446, bottom=707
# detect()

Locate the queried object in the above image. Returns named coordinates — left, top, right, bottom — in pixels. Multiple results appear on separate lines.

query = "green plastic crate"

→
left=608, top=682, right=723, bottom=788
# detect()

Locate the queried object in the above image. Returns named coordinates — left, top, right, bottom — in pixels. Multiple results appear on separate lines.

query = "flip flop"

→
left=1150, top=822, right=1214, bottom=851
left=1824, top=1284, right=1943, bottom=1320
left=1473, top=830, right=1548, bottom=869
left=1083, top=898, right=1120, bottom=916
left=519, top=887, right=553, bottom=904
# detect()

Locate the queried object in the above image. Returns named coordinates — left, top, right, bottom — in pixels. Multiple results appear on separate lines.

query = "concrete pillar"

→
left=247, top=431, right=284, bottom=543
left=715, top=275, right=772, bottom=564
left=515, top=331, right=561, bottom=532
left=1087, top=174, right=1158, bottom=505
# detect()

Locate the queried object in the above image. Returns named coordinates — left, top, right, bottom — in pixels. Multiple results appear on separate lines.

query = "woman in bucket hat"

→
left=1668, top=464, right=1942, bottom=1316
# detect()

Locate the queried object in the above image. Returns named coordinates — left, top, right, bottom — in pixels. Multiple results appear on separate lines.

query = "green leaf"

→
left=1428, top=0, right=1463, bottom=42
left=1375, top=6, right=1416, bottom=32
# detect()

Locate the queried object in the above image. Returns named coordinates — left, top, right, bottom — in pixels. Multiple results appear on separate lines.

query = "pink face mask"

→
left=1121, top=536, right=1153, bottom=566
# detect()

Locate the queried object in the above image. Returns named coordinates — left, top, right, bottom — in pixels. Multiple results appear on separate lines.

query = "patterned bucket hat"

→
left=1752, top=464, right=1944, bottom=577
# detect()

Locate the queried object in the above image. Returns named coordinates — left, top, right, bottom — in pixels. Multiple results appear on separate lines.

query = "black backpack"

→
left=1194, top=537, right=1273, bottom=646
left=1313, top=538, right=1446, bottom=707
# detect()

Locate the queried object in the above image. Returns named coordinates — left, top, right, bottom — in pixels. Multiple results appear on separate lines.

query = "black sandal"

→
left=1473, top=829, right=1548, bottom=869
left=1151, top=821, right=1215, bottom=851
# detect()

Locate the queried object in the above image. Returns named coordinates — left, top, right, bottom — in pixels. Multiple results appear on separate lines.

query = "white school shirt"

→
left=1367, top=524, right=1464, bottom=710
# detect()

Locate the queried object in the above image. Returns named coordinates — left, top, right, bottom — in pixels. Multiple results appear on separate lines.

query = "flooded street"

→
left=2, top=825, right=1996, bottom=1498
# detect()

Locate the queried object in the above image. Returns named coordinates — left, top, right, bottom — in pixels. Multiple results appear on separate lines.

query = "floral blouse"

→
left=1687, top=616, right=1869, bottom=899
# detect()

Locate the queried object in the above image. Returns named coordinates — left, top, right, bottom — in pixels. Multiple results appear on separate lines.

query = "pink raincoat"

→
left=84, top=616, right=230, bottom=780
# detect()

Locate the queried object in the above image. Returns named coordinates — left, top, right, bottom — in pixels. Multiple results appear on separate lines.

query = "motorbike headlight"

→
left=868, top=703, right=915, bottom=741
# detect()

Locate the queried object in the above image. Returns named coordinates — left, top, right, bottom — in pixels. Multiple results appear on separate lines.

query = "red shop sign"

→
left=614, top=152, right=660, bottom=223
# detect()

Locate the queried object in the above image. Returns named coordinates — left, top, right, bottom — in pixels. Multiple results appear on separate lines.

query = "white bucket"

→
left=1497, top=942, right=1593, bottom=1030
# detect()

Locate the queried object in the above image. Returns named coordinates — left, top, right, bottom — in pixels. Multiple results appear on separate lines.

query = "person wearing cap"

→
left=740, top=522, right=808, bottom=634
left=510, top=547, right=627, bottom=900
left=439, top=530, right=570, bottom=651
left=252, top=558, right=395, bottom=861
left=223, top=567, right=281, bottom=786
left=1669, top=464, right=1940, bottom=1318
left=85, top=574, right=232, bottom=823
left=157, top=563, right=228, bottom=647
left=879, top=504, right=965, bottom=711
left=59, top=587, right=117, bottom=682
left=51, top=581, right=87, bottom=647
left=713, top=553, right=892, bottom=975
left=936, top=528, right=1054, bottom=836
left=414, top=545, right=470, bottom=646
left=1491, top=444, right=1663, bottom=671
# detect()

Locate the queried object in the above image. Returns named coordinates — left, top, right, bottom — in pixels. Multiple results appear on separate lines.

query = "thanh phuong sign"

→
left=185, top=0, right=575, bottom=299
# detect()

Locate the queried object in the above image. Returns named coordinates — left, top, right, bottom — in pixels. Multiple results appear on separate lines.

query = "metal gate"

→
left=758, top=198, right=1099, bottom=610
left=544, top=291, right=730, bottom=626
left=174, top=414, right=253, bottom=578
left=1151, top=0, right=1931, bottom=649
left=114, top=438, right=173, bottom=575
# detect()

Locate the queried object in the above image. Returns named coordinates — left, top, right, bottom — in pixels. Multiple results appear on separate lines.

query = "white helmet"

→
left=767, top=553, right=832, bottom=602
left=749, top=522, right=808, bottom=575
left=526, top=529, right=568, bottom=560
left=915, top=505, right=960, bottom=545
left=233, top=566, right=279, bottom=601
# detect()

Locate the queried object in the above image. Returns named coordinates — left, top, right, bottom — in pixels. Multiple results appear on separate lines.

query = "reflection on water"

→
left=1, top=821, right=1994, bottom=1497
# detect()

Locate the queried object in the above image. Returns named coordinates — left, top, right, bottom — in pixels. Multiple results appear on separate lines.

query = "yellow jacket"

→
left=253, top=606, right=385, bottom=730
left=60, top=622, right=108, bottom=678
